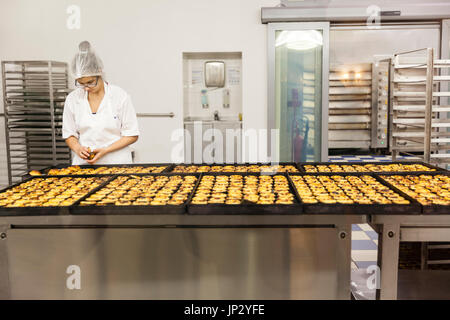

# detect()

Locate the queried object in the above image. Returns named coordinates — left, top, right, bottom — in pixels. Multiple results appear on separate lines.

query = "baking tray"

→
left=0, top=175, right=113, bottom=216
left=187, top=172, right=303, bottom=215
left=70, top=173, right=202, bottom=215
left=22, top=163, right=175, bottom=179
left=298, top=161, right=446, bottom=174
left=377, top=172, right=450, bottom=215
left=288, top=172, right=421, bottom=215
left=169, top=162, right=302, bottom=173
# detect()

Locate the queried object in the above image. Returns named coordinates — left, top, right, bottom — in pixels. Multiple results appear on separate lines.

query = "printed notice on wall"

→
left=191, top=69, right=203, bottom=85
left=228, top=67, right=240, bottom=86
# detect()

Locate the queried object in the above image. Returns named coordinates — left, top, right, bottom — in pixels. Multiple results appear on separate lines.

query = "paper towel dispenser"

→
left=204, top=61, right=225, bottom=88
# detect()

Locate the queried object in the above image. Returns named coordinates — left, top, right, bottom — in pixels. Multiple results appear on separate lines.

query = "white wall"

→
left=0, top=0, right=278, bottom=176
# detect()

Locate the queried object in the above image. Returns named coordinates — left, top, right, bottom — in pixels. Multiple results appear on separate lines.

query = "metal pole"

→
left=424, top=48, right=434, bottom=163
left=48, top=61, right=57, bottom=166
left=377, top=223, right=400, bottom=300
left=1, top=62, right=12, bottom=185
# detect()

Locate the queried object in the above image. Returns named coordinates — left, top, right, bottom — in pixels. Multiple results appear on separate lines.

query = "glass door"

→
left=268, top=22, right=329, bottom=162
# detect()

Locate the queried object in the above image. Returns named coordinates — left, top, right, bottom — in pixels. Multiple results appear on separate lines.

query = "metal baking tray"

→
left=187, top=172, right=303, bottom=215
left=70, top=173, right=202, bottom=215
left=288, top=172, right=421, bottom=215
left=25, top=163, right=175, bottom=178
left=169, top=162, right=301, bottom=173
left=377, top=172, right=450, bottom=215
left=298, top=161, right=446, bottom=174
left=0, top=175, right=113, bottom=216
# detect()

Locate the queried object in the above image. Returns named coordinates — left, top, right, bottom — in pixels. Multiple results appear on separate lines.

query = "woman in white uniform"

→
left=63, top=41, right=139, bottom=165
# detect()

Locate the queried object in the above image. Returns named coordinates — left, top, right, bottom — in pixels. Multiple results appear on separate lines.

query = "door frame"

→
left=267, top=22, right=330, bottom=162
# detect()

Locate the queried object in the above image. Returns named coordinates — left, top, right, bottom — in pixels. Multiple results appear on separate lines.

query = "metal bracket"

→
left=0, top=224, right=11, bottom=299
left=336, top=224, right=352, bottom=299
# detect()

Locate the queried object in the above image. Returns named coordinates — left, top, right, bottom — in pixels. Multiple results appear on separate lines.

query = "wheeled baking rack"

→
left=390, top=48, right=450, bottom=168
left=1, top=61, right=71, bottom=185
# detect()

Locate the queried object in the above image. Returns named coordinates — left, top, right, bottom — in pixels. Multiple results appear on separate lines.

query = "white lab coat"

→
left=62, top=82, right=140, bottom=165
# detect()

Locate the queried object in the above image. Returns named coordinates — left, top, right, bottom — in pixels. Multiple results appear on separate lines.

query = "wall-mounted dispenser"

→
left=204, top=61, right=225, bottom=88
left=223, top=89, right=230, bottom=108
left=201, top=89, right=209, bottom=109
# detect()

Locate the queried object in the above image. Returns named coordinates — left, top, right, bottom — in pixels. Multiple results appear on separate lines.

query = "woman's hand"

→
left=86, top=147, right=109, bottom=164
left=76, top=145, right=91, bottom=160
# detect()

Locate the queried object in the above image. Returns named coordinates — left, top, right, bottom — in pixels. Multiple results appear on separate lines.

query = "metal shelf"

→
left=2, top=60, right=71, bottom=184
left=391, top=48, right=450, bottom=167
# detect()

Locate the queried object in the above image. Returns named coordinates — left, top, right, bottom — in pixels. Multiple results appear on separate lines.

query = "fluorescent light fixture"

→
left=276, top=30, right=323, bottom=51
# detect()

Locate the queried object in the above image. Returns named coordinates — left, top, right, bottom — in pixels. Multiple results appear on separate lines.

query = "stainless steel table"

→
left=370, top=214, right=450, bottom=300
left=0, top=214, right=365, bottom=299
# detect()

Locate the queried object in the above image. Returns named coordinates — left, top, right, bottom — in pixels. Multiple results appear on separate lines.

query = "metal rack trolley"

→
left=390, top=48, right=450, bottom=167
left=1, top=61, right=71, bottom=185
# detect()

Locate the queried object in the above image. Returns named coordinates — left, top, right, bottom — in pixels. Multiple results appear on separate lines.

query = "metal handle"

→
left=137, top=112, right=174, bottom=118
left=0, top=113, right=176, bottom=118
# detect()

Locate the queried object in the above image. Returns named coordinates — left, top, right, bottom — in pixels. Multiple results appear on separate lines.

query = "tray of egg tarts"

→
left=299, top=161, right=444, bottom=174
left=288, top=172, right=421, bottom=215
left=70, top=173, right=200, bottom=215
left=169, top=163, right=301, bottom=174
left=186, top=172, right=302, bottom=215
left=25, top=163, right=174, bottom=178
left=378, top=172, right=450, bottom=214
left=0, top=175, right=112, bottom=216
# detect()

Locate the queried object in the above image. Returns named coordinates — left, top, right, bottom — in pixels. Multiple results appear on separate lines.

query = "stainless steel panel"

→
left=329, top=141, right=371, bottom=148
left=329, top=115, right=371, bottom=123
left=400, top=228, right=450, bottom=242
left=330, top=63, right=372, bottom=73
left=329, top=94, right=371, bottom=101
left=329, top=101, right=371, bottom=109
left=329, top=123, right=371, bottom=130
left=6, top=227, right=342, bottom=299
left=372, top=59, right=390, bottom=148
left=329, top=130, right=370, bottom=141
left=212, top=121, right=242, bottom=163
left=263, top=1, right=450, bottom=23
left=329, top=87, right=371, bottom=95
left=330, top=25, right=441, bottom=65
left=330, top=80, right=371, bottom=87
left=329, top=109, right=371, bottom=115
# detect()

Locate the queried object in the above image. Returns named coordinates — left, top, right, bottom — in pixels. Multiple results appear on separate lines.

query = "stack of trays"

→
left=0, top=162, right=447, bottom=216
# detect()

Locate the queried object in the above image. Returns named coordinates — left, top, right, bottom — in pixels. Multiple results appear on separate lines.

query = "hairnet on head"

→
left=71, top=41, right=104, bottom=79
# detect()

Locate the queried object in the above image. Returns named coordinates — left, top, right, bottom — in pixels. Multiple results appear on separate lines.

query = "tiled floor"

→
left=352, top=224, right=378, bottom=269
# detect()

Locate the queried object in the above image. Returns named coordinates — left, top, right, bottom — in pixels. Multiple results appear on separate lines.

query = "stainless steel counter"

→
left=370, top=214, right=450, bottom=300
left=0, top=213, right=364, bottom=300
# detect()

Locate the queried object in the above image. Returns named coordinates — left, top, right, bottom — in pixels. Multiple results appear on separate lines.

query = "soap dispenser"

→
left=223, top=89, right=230, bottom=108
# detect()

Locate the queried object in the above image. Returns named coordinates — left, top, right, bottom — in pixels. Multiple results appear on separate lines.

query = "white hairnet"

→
left=71, top=41, right=104, bottom=79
